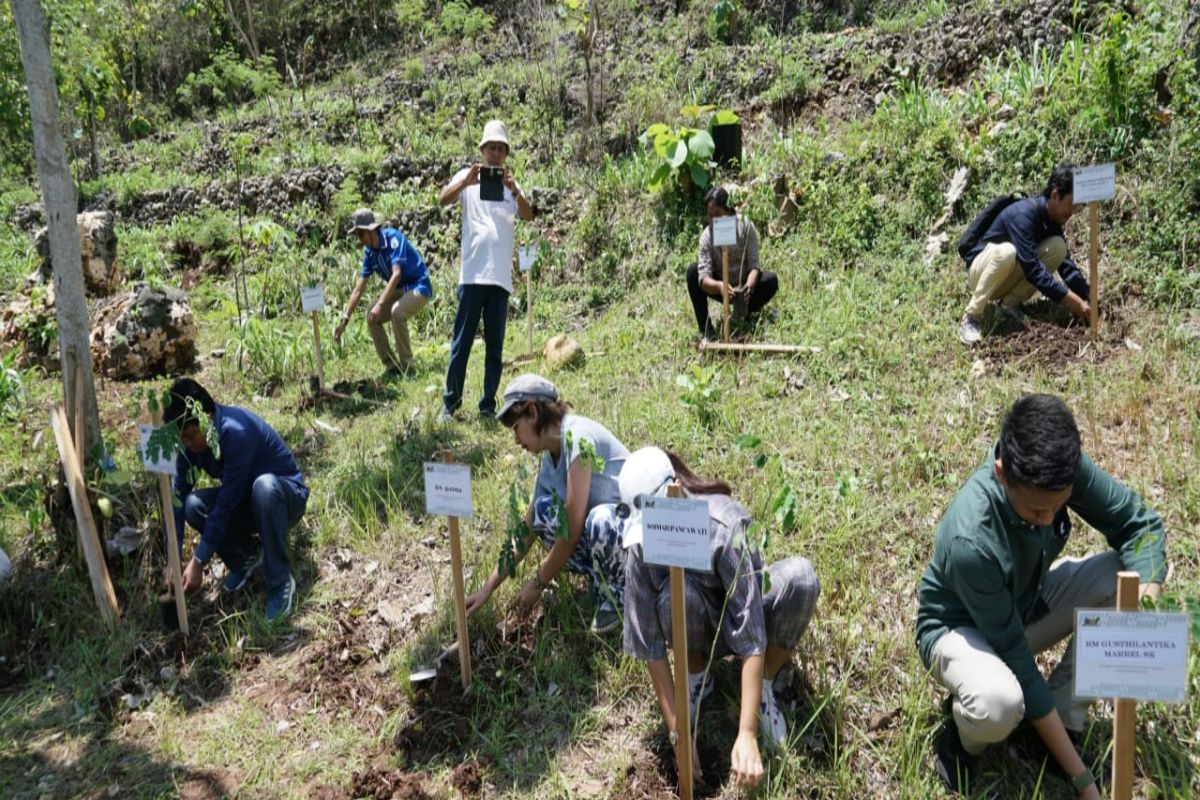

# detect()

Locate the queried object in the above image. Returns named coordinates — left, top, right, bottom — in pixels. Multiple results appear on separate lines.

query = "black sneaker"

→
left=934, top=717, right=975, bottom=795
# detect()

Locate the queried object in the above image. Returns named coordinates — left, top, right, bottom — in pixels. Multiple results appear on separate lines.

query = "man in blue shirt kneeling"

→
left=167, top=378, right=308, bottom=622
left=335, top=208, right=433, bottom=377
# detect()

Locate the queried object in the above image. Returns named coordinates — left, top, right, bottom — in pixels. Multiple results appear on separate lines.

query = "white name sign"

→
left=641, top=496, right=712, bottom=572
left=1073, top=609, right=1189, bottom=703
left=301, top=285, right=326, bottom=313
left=138, top=424, right=177, bottom=476
left=1072, top=164, right=1116, bottom=204
left=712, top=216, right=738, bottom=248
left=518, top=245, right=538, bottom=273
left=423, top=462, right=473, bottom=518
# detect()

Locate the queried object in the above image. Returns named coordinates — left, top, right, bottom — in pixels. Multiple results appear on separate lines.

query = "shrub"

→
left=176, top=48, right=282, bottom=113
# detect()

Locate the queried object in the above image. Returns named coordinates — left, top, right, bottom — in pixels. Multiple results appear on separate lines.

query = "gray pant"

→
left=930, top=552, right=1121, bottom=754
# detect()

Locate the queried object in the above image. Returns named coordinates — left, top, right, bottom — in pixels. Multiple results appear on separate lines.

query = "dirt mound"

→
left=977, top=302, right=1132, bottom=368
left=350, top=756, right=433, bottom=800
left=448, top=759, right=487, bottom=798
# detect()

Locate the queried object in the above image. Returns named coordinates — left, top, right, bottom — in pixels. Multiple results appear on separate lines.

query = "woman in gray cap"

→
left=464, top=373, right=629, bottom=633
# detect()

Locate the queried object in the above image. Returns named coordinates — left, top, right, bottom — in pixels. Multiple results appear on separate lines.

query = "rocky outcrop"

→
left=32, top=211, right=121, bottom=296
left=0, top=288, right=56, bottom=368
left=89, top=282, right=197, bottom=380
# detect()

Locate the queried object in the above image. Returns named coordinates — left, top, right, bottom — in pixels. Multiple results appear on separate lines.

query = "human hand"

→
left=368, top=303, right=384, bottom=324
left=1064, top=292, right=1090, bottom=322
left=731, top=730, right=764, bottom=789
left=510, top=579, right=541, bottom=616
left=181, top=558, right=204, bottom=593
left=464, top=585, right=494, bottom=617
left=465, top=163, right=481, bottom=186
left=333, top=319, right=346, bottom=345
left=1140, top=582, right=1163, bottom=602
left=503, top=168, right=518, bottom=193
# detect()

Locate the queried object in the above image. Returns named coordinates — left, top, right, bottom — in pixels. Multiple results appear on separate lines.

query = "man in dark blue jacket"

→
left=166, top=378, right=308, bottom=622
left=958, top=165, right=1091, bottom=345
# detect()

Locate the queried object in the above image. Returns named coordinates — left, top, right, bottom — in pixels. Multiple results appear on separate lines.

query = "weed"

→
left=676, top=364, right=722, bottom=428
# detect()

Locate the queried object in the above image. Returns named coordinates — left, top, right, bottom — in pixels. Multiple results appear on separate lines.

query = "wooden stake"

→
left=721, top=246, right=731, bottom=343
left=527, top=268, right=534, bottom=358
left=310, top=311, right=325, bottom=392
left=1111, top=571, right=1139, bottom=800
left=1088, top=200, right=1100, bottom=339
left=152, top=408, right=189, bottom=637
left=700, top=341, right=821, bottom=355
left=666, top=482, right=694, bottom=800
left=48, top=406, right=119, bottom=626
left=443, top=451, right=472, bottom=692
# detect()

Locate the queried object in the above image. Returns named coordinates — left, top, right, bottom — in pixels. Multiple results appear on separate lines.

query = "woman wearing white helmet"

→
left=619, top=447, right=819, bottom=790
left=464, top=374, right=630, bottom=634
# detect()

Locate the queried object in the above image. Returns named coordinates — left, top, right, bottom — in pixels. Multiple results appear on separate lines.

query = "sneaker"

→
left=437, top=404, right=455, bottom=423
left=934, top=716, right=975, bottom=795
left=222, top=550, right=263, bottom=593
left=957, top=314, right=983, bottom=346
left=265, top=573, right=296, bottom=622
left=589, top=599, right=620, bottom=634
left=758, top=680, right=787, bottom=749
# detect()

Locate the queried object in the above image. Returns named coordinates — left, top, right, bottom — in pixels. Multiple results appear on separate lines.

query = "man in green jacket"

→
left=915, top=394, right=1166, bottom=797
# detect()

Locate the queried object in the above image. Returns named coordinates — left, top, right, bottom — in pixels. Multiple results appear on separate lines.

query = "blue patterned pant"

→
left=532, top=495, right=627, bottom=608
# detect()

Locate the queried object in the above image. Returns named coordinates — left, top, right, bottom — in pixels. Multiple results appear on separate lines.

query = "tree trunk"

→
left=11, top=0, right=102, bottom=458
left=241, top=0, right=260, bottom=61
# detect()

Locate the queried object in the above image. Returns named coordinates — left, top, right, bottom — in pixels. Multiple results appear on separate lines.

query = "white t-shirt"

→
left=449, top=167, right=517, bottom=293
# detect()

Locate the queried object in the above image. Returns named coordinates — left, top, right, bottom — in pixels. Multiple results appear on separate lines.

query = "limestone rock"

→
left=0, top=287, right=57, bottom=368
left=90, top=282, right=197, bottom=380
left=543, top=334, right=584, bottom=371
left=33, top=211, right=122, bottom=296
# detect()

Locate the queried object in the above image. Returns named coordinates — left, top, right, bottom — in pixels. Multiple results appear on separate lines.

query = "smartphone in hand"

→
left=479, top=166, right=505, bottom=202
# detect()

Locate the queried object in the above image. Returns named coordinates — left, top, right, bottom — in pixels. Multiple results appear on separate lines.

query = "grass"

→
left=1, top=1, right=1199, bottom=798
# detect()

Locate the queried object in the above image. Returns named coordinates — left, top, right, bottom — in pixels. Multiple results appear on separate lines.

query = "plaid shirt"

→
left=623, top=493, right=767, bottom=662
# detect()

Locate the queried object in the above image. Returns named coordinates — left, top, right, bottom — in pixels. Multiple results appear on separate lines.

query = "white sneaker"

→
left=957, top=314, right=983, bottom=345
left=758, top=681, right=787, bottom=749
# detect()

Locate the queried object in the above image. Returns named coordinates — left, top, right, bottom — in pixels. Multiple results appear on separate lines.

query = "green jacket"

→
left=915, top=449, right=1167, bottom=720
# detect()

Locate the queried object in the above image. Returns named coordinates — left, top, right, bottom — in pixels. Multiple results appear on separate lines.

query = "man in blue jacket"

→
left=334, top=208, right=433, bottom=376
left=958, top=165, right=1091, bottom=345
left=167, top=378, right=308, bottom=622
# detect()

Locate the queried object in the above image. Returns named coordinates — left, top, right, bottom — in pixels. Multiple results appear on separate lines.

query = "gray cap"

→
left=496, top=373, right=558, bottom=419
left=346, top=207, right=382, bottom=234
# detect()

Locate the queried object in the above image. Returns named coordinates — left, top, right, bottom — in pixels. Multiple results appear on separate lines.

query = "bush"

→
left=176, top=48, right=282, bottom=113
left=439, top=1, right=494, bottom=40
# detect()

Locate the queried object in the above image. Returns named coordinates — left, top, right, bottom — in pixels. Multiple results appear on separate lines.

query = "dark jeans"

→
left=443, top=283, right=509, bottom=415
left=183, top=475, right=306, bottom=591
left=686, top=262, right=779, bottom=335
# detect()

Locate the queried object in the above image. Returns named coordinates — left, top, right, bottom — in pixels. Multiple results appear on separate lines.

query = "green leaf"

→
left=653, top=131, right=677, bottom=158
left=690, top=162, right=711, bottom=189
left=735, top=434, right=762, bottom=449
left=648, top=163, right=671, bottom=191
left=687, top=130, right=715, bottom=159
left=753, top=454, right=768, bottom=468
left=666, top=140, right=689, bottom=169
left=712, top=109, right=740, bottom=126
left=643, top=123, right=670, bottom=139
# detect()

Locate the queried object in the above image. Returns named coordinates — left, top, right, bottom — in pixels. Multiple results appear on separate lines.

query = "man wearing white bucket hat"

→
left=618, top=447, right=820, bottom=789
left=438, top=120, right=534, bottom=421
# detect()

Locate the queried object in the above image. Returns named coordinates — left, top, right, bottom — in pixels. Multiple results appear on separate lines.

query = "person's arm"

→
left=1069, top=453, right=1168, bottom=591
left=190, top=421, right=255, bottom=568
left=334, top=277, right=370, bottom=344
left=1058, top=253, right=1091, bottom=302
left=440, top=165, right=480, bottom=206
left=1032, top=710, right=1101, bottom=799
left=503, top=170, right=534, bottom=221
left=171, top=450, right=195, bottom=548
left=465, top=503, right=536, bottom=615
left=741, top=221, right=762, bottom=295
left=731, top=653, right=766, bottom=789
left=513, top=459, right=592, bottom=610
left=697, top=226, right=725, bottom=295
left=949, top=534, right=1058, bottom=720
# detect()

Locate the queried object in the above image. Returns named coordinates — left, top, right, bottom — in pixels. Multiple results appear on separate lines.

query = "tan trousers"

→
left=930, top=551, right=1122, bottom=754
left=965, top=236, right=1067, bottom=320
left=368, top=291, right=428, bottom=369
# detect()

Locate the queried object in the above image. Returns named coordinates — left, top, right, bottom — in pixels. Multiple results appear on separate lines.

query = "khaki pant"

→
left=930, top=552, right=1121, bottom=754
left=965, top=236, right=1067, bottom=320
left=368, top=291, right=428, bottom=369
